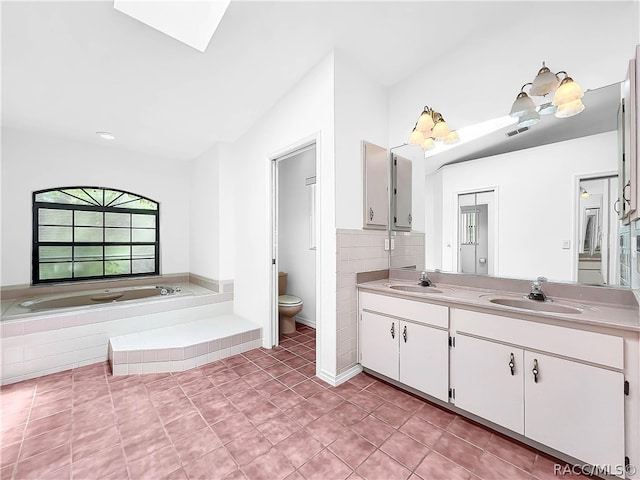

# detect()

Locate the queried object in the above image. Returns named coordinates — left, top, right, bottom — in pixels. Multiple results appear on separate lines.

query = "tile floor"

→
left=1, top=325, right=574, bottom=480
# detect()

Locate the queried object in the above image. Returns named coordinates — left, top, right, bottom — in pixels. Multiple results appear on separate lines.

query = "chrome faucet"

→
left=419, top=271, right=433, bottom=287
left=527, top=276, right=547, bottom=301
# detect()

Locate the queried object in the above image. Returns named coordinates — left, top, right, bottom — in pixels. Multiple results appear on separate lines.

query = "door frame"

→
left=269, top=136, right=318, bottom=347
left=453, top=187, right=498, bottom=275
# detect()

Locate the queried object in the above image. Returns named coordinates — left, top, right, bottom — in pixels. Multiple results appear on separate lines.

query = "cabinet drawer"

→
left=360, top=292, right=448, bottom=329
left=453, top=308, right=623, bottom=370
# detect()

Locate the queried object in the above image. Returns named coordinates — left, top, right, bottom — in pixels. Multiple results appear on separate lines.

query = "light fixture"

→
left=96, top=131, right=115, bottom=141
left=408, top=106, right=459, bottom=151
left=580, top=187, right=590, bottom=199
left=509, top=62, right=585, bottom=123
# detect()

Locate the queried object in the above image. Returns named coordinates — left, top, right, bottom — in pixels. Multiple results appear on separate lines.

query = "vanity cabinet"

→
left=359, top=292, right=449, bottom=401
left=453, top=308, right=625, bottom=471
left=362, top=141, right=388, bottom=230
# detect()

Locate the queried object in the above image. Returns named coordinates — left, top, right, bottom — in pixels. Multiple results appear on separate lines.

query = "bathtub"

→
left=1, top=278, right=235, bottom=385
left=17, top=285, right=182, bottom=312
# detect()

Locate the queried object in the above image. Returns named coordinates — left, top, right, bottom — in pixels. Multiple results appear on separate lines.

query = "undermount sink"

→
left=388, top=285, right=444, bottom=294
left=488, top=297, right=582, bottom=314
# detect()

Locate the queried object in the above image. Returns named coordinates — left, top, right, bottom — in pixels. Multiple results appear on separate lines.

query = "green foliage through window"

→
left=32, top=187, right=159, bottom=284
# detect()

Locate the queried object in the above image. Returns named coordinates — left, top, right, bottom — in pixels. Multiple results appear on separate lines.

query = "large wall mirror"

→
left=389, top=82, right=629, bottom=287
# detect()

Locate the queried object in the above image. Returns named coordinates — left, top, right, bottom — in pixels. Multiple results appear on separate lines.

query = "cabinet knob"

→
left=509, top=352, right=515, bottom=376
left=403, top=325, right=407, bottom=343
left=614, top=198, right=621, bottom=214
left=369, top=207, right=374, bottom=221
left=623, top=180, right=632, bottom=204
left=390, top=322, right=395, bottom=339
left=532, top=358, right=539, bottom=383
left=408, top=213, right=412, bottom=225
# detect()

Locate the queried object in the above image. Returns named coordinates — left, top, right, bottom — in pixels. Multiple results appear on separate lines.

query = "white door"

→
left=454, top=334, right=524, bottom=434
left=399, top=321, right=449, bottom=401
left=523, top=351, right=625, bottom=470
left=360, top=311, right=399, bottom=381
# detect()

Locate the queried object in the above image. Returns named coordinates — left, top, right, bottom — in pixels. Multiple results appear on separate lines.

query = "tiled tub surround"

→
left=1, top=277, right=234, bottom=385
left=109, top=315, right=262, bottom=375
left=335, top=230, right=426, bottom=378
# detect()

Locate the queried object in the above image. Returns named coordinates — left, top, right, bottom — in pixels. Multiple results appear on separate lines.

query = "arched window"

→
left=32, top=187, right=159, bottom=284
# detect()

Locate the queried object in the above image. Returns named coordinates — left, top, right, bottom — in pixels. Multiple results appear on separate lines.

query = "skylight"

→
left=113, top=0, right=231, bottom=52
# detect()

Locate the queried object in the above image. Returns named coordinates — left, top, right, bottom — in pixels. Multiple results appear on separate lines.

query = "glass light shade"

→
left=408, top=128, right=425, bottom=146
left=581, top=188, right=590, bottom=199
left=509, top=92, right=536, bottom=117
left=443, top=131, right=460, bottom=145
left=530, top=65, right=559, bottom=96
left=554, top=98, right=585, bottom=118
left=416, top=110, right=435, bottom=132
left=552, top=77, right=583, bottom=106
left=537, top=102, right=557, bottom=115
left=432, top=121, right=451, bottom=140
left=517, top=110, right=540, bottom=128
left=421, top=137, right=436, bottom=150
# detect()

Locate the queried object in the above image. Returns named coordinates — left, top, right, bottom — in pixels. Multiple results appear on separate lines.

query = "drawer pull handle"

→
left=390, top=322, right=395, bottom=339
left=509, top=353, right=515, bottom=376
left=403, top=325, right=407, bottom=343
left=532, top=358, right=539, bottom=383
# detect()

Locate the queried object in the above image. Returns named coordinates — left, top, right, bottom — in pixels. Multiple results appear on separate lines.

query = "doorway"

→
left=457, top=190, right=495, bottom=275
left=271, top=142, right=317, bottom=346
left=577, top=175, right=618, bottom=284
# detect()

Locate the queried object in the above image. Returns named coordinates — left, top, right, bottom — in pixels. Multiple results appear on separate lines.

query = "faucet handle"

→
left=536, top=276, right=548, bottom=283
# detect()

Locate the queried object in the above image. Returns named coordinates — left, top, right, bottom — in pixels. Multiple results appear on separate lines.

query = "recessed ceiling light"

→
left=96, top=131, right=115, bottom=140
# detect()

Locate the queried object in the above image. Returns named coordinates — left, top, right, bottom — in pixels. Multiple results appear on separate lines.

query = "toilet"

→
left=278, top=272, right=303, bottom=334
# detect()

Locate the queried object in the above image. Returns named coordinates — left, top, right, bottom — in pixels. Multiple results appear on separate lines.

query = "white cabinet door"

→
left=362, top=141, right=388, bottom=230
left=399, top=321, right=448, bottom=401
left=454, top=334, right=524, bottom=434
left=392, top=154, right=412, bottom=231
left=524, top=351, right=625, bottom=470
left=360, top=311, right=398, bottom=381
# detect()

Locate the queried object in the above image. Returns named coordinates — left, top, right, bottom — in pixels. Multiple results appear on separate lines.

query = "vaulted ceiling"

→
left=1, top=1, right=638, bottom=161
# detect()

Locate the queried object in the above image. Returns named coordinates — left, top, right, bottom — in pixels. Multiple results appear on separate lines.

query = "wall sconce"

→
left=408, top=106, right=460, bottom=151
left=509, top=62, right=585, bottom=128
left=580, top=187, right=590, bottom=199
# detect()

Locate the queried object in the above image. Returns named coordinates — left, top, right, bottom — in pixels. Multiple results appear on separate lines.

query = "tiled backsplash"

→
left=390, top=231, right=426, bottom=269
left=336, top=229, right=389, bottom=375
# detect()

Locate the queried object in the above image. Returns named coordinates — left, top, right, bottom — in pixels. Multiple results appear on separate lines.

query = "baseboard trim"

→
left=295, top=316, right=316, bottom=329
left=316, top=364, right=363, bottom=387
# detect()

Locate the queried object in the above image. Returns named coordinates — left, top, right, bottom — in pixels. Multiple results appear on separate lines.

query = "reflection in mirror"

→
left=577, top=176, right=618, bottom=284
left=390, top=82, right=627, bottom=286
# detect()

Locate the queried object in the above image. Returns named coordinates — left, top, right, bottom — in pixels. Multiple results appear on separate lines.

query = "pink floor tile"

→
left=298, top=449, right=352, bottom=480
left=1, top=327, right=572, bottom=480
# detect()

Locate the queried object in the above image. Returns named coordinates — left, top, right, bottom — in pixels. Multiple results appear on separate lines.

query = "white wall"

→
left=1, top=127, right=191, bottom=286
left=430, top=131, right=617, bottom=282
left=189, top=144, right=220, bottom=280
left=334, top=50, right=388, bottom=230
left=388, top=2, right=639, bottom=150
left=220, top=52, right=336, bottom=379
left=278, top=148, right=316, bottom=326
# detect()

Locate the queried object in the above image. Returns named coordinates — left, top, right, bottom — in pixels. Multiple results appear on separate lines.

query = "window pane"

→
left=75, top=211, right=103, bottom=227
left=75, top=227, right=103, bottom=242
left=73, top=261, right=103, bottom=277
left=62, top=188, right=100, bottom=206
left=105, top=212, right=130, bottom=227
left=132, top=258, right=155, bottom=274
left=132, top=245, right=155, bottom=258
left=39, top=246, right=72, bottom=263
left=39, top=226, right=72, bottom=242
left=105, top=260, right=130, bottom=275
left=105, top=246, right=130, bottom=260
left=36, top=190, right=86, bottom=205
left=39, top=209, right=72, bottom=226
left=40, top=262, right=72, bottom=280
left=132, top=214, right=155, bottom=228
left=105, top=228, right=130, bottom=242
left=132, top=228, right=155, bottom=242
left=74, top=246, right=103, bottom=262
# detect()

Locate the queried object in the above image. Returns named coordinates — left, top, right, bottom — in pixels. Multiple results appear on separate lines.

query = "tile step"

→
left=108, top=314, right=262, bottom=375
